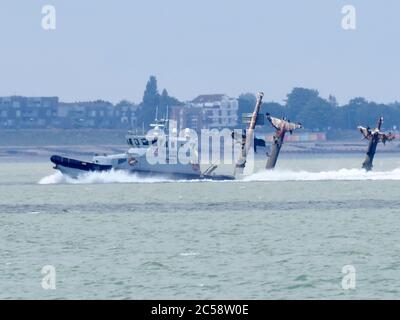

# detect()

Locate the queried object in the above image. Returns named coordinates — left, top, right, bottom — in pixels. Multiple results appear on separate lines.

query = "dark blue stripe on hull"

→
left=50, top=155, right=112, bottom=172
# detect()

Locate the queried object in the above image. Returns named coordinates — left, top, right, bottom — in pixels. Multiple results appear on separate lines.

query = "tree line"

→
left=238, top=88, right=400, bottom=132
left=136, top=76, right=400, bottom=132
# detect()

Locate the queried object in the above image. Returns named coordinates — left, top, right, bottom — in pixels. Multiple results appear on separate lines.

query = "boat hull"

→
left=50, top=155, right=235, bottom=181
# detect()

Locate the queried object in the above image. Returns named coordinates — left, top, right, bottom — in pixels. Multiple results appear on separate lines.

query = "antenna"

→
left=378, top=117, right=383, bottom=131
left=166, top=105, right=169, bottom=131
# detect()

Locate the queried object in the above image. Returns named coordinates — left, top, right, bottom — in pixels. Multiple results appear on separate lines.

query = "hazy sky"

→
left=0, top=0, right=399, bottom=104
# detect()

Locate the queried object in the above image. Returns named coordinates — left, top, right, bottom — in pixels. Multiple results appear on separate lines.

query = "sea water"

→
left=1, top=154, right=400, bottom=299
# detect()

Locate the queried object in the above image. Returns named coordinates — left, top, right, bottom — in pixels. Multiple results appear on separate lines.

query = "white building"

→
left=190, top=94, right=238, bottom=129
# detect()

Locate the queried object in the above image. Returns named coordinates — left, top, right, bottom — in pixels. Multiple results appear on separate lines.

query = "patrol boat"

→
left=50, top=116, right=235, bottom=181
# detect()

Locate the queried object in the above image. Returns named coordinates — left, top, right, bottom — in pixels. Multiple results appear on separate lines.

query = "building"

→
left=169, top=105, right=204, bottom=133
left=56, top=100, right=116, bottom=128
left=0, top=96, right=58, bottom=128
left=168, top=95, right=239, bottom=132
left=0, top=96, right=140, bottom=129
left=114, top=100, right=138, bottom=129
left=0, top=94, right=240, bottom=130
left=189, top=94, right=238, bottom=129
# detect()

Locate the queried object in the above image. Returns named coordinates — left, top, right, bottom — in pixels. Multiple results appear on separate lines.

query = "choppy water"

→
left=1, top=154, right=400, bottom=299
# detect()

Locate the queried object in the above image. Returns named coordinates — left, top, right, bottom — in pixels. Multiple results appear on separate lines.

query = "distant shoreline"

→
left=1, top=127, right=399, bottom=160
left=0, top=140, right=399, bottom=161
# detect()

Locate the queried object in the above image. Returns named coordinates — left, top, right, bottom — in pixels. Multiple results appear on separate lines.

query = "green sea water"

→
left=1, top=154, right=400, bottom=299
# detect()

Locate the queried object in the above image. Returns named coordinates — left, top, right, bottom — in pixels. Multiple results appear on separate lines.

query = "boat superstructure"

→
left=50, top=114, right=235, bottom=180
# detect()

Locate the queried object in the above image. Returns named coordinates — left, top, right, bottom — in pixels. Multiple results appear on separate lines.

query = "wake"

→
left=244, top=168, right=400, bottom=182
left=38, top=170, right=172, bottom=184
left=38, top=168, right=400, bottom=185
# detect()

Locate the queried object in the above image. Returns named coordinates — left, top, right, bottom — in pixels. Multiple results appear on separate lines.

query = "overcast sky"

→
left=0, top=0, right=399, bottom=104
